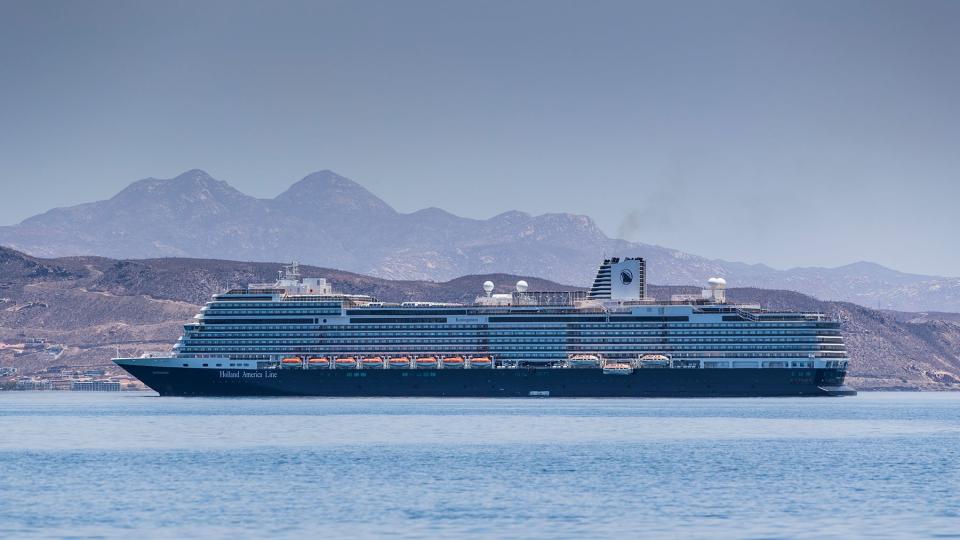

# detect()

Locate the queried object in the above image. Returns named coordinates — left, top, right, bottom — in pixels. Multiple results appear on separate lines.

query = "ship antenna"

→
left=282, top=261, right=301, bottom=280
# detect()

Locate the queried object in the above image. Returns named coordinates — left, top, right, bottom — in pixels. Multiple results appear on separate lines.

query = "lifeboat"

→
left=442, top=356, right=465, bottom=369
left=361, top=357, right=384, bottom=369
left=568, top=354, right=601, bottom=368
left=637, top=354, right=671, bottom=368
left=414, top=356, right=438, bottom=369
left=469, top=357, right=493, bottom=368
left=602, top=362, right=633, bottom=375
left=388, top=357, right=411, bottom=369
left=307, top=357, right=330, bottom=369
left=281, top=357, right=302, bottom=368
left=334, top=357, right=358, bottom=369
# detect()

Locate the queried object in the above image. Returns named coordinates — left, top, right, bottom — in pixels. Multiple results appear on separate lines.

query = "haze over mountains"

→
left=0, top=169, right=957, bottom=312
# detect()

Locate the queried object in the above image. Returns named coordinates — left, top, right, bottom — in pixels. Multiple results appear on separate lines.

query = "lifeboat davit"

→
left=568, top=354, right=601, bottom=368
left=442, top=356, right=465, bottom=369
left=415, top=356, right=438, bottom=369
left=335, top=357, right=358, bottom=369
left=307, top=357, right=330, bottom=369
left=470, top=357, right=493, bottom=368
left=281, top=357, right=302, bottom=368
left=388, top=357, right=410, bottom=369
left=361, top=357, right=384, bottom=369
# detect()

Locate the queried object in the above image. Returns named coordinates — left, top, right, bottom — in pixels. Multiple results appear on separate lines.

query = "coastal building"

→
left=71, top=380, right=122, bottom=391
left=15, top=378, right=52, bottom=390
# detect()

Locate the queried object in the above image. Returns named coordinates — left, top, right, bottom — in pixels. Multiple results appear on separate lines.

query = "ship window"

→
left=182, top=364, right=188, bottom=367
left=202, top=363, right=208, bottom=367
left=703, top=361, right=729, bottom=368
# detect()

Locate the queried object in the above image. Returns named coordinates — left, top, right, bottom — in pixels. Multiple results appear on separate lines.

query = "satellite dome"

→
left=482, top=281, right=495, bottom=294
left=707, top=277, right=727, bottom=289
left=516, top=280, right=529, bottom=293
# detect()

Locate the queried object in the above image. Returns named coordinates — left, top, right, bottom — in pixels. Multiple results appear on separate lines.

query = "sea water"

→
left=0, top=392, right=958, bottom=539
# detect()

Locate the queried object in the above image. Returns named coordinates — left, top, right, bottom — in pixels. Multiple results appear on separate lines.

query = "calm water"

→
left=1, top=392, right=958, bottom=539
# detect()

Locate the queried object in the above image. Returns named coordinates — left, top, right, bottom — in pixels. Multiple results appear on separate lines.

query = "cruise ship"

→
left=114, top=257, right=855, bottom=397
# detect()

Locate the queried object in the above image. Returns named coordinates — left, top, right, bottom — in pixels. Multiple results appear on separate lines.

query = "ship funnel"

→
left=587, top=257, right=646, bottom=301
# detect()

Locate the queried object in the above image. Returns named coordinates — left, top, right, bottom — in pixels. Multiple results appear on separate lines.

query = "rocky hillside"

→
left=0, top=247, right=958, bottom=390
left=1, top=169, right=958, bottom=312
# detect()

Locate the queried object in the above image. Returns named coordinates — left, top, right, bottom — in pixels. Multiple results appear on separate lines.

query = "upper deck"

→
left=171, top=258, right=845, bottom=367
left=210, top=274, right=835, bottom=324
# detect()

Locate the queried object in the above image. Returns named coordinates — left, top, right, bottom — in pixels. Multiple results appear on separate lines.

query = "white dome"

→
left=482, top=280, right=495, bottom=293
left=707, top=277, right=727, bottom=289
left=516, top=280, right=529, bottom=293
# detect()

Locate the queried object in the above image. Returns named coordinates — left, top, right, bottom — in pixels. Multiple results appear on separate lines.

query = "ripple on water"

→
left=0, top=392, right=958, bottom=539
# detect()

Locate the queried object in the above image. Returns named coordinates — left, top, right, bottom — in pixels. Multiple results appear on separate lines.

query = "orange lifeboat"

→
left=442, top=356, right=465, bottom=369
left=388, top=357, right=411, bottom=369
left=470, top=357, right=493, bottom=368
left=281, top=357, right=302, bottom=368
left=415, top=356, right=438, bottom=369
left=335, top=357, right=357, bottom=369
left=361, top=357, right=384, bottom=369
left=307, top=357, right=330, bottom=369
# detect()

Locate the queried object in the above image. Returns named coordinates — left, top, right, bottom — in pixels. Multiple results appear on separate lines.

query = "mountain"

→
left=1, top=169, right=959, bottom=312
left=0, top=247, right=958, bottom=391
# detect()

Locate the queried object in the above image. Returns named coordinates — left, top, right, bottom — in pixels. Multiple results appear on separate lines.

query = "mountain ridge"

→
left=1, top=169, right=958, bottom=312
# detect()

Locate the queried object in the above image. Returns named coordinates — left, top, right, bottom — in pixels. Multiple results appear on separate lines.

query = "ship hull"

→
left=118, top=364, right=855, bottom=397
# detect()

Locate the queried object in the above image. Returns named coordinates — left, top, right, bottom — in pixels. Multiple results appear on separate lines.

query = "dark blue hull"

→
left=120, top=365, right=856, bottom=397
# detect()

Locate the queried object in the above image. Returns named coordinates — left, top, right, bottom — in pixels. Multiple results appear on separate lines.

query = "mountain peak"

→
left=491, top=210, right=532, bottom=221
left=834, top=260, right=921, bottom=278
left=106, top=169, right=250, bottom=212
left=298, top=169, right=351, bottom=184
left=167, top=169, right=233, bottom=190
left=842, top=260, right=885, bottom=269
left=176, top=168, right=214, bottom=181
left=281, top=170, right=368, bottom=194
left=275, top=170, right=396, bottom=215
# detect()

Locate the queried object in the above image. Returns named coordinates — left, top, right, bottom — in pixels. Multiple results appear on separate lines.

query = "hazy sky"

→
left=1, top=0, right=958, bottom=275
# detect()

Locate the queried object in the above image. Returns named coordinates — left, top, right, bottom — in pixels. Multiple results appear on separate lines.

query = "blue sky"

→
left=1, top=0, right=957, bottom=275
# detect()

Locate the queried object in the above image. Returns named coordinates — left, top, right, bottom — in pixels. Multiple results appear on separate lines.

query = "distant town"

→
left=0, top=336, right=145, bottom=391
